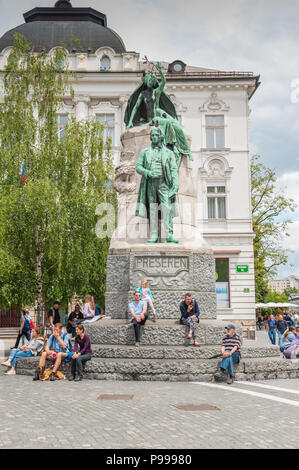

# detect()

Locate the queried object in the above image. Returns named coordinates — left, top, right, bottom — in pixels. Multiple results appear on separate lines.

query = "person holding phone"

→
left=179, top=293, right=200, bottom=347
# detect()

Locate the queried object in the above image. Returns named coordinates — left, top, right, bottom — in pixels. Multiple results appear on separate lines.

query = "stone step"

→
left=0, top=328, right=19, bottom=339
left=90, top=344, right=281, bottom=360
left=14, top=354, right=299, bottom=382
left=84, top=319, right=240, bottom=346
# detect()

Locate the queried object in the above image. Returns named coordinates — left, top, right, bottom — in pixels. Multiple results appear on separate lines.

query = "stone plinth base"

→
left=105, top=244, right=217, bottom=319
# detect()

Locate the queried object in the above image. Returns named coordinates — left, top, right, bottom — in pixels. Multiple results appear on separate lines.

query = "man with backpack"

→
left=33, top=323, right=71, bottom=382
left=14, top=309, right=32, bottom=348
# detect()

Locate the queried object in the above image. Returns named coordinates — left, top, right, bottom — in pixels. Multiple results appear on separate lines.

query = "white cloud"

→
left=276, top=171, right=299, bottom=212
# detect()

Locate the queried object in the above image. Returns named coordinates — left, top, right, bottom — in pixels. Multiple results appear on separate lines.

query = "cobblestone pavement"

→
left=0, top=369, right=298, bottom=449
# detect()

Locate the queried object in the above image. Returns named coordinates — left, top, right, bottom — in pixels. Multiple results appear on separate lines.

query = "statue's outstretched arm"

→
left=155, top=62, right=166, bottom=99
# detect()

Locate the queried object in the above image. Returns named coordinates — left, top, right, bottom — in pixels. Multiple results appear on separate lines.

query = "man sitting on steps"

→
left=128, top=290, right=148, bottom=347
left=33, top=323, right=71, bottom=381
left=214, top=324, right=241, bottom=384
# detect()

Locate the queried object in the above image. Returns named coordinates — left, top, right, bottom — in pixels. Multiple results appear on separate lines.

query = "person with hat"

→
left=215, top=324, right=241, bottom=384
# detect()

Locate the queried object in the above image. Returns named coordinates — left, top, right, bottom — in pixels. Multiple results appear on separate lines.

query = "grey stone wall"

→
left=106, top=251, right=217, bottom=319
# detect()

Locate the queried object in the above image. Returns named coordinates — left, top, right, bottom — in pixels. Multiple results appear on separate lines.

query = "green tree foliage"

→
left=283, top=287, right=298, bottom=297
left=264, top=291, right=288, bottom=303
left=0, top=34, right=116, bottom=313
left=251, top=155, right=296, bottom=302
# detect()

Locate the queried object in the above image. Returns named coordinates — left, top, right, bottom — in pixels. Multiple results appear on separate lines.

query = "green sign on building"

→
left=236, top=265, right=249, bottom=273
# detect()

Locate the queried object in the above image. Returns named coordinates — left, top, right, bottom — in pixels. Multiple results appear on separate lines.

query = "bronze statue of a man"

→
left=135, top=126, right=179, bottom=243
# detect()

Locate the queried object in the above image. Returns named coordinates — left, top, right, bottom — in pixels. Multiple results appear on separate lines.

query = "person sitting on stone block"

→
left=283, top=327, right=299, bottom=358
left=280, top=326, right=296, bottom=353
left=215, top=324, right=241, bottom=384
left=128, top=290, right=148, bottom=346
left=33, top=323, right=71, bottom=382
left=2, top=326, right=44, bottom=375
left=179, top=293, right=200, bottom=347
left=69, top=325, right=92, bottom=382
left=137, top=280, right=157, bottom=321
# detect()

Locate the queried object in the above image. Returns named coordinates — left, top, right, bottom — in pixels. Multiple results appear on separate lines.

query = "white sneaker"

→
left=1, top=360, right=11, bottom=367
left=5, top=369, right=15, bottom=375
left=135, top=342, right=140, bottom=347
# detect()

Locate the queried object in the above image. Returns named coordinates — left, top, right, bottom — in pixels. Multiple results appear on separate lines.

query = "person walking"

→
left=276, top=314, right=288, bottom=346
left=179, top=293, right=200, bottom=347
left=69, top=325, right=92, bottom=382
left=2, top=326, right=44, bottom=375
left=14, top=309, right=32, bottom=349
left=128, top=290, right=148, bottom=346
left=137, top=280, right=157, bottom=321
left=267, top=314, right=277, bottom=345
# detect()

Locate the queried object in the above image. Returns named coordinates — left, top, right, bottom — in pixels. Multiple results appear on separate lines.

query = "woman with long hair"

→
left=82, top=294, right=95, bottom=323
left=137, top=280, right=157, bottom=321
left=69, top=325, right=92, bottom=381
left=280, top=326, right=296, bottom=353
left=1, top=326, right=44, bottom=375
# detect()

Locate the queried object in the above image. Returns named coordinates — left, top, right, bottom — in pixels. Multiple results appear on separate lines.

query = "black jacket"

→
left=180, top=299, right=200, bottom=324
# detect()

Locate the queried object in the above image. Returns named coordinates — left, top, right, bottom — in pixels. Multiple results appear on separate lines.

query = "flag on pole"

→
left=21, top=164, right=26, bottom=186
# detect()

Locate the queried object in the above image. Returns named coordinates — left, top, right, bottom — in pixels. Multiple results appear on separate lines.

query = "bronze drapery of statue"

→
left=125, top=62, right=193, bottom=167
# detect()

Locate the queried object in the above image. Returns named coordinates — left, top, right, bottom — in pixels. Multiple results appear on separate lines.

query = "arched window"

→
left=100, top=56, right=111, bottom=71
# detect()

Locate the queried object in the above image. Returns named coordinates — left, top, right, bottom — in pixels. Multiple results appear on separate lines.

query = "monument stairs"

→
left=15, top=319, right=299, bottom=381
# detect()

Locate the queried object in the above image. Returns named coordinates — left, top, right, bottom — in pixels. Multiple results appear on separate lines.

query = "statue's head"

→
left=150, top=126, right=164, bottom=145
left=143, top=73, right=159, bottom=89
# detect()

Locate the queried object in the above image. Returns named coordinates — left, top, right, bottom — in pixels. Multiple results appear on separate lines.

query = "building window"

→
left=100, top=56, right=111, bottom=71
left=207, top=186, right=226, bottom=219
left=205, top=115, right=225, bottom=148
left=215, top=258, right=230, bottom=308
left=96, top=114, right=115, bottom=145
left=57, top=113, right=68, bottom=139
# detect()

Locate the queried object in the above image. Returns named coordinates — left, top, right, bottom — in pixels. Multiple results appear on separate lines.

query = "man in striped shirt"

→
left=215, top=324, right=241, bottom=384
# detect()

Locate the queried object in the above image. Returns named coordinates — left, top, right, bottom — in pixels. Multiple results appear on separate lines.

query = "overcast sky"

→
left=1, top=0, right=299, bottom=279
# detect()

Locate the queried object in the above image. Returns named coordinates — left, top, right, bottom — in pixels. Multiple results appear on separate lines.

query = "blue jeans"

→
left=268, top=329, right=276, bottom=345
left=278, top=331, right=284, bottom=346
left=220, top=351, right=240, bottom=377
left=9, top=348, right=33, bottom=366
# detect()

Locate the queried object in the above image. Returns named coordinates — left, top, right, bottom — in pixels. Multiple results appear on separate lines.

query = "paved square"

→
left=0, top=368, right=298, bottom=449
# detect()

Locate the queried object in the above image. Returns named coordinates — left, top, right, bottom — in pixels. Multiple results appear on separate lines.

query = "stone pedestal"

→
left=105, top=244, right=217, bottom=319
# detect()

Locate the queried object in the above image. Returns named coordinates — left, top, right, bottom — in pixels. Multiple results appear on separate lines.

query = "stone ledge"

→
left=15, top=356, right=299, bottom=382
